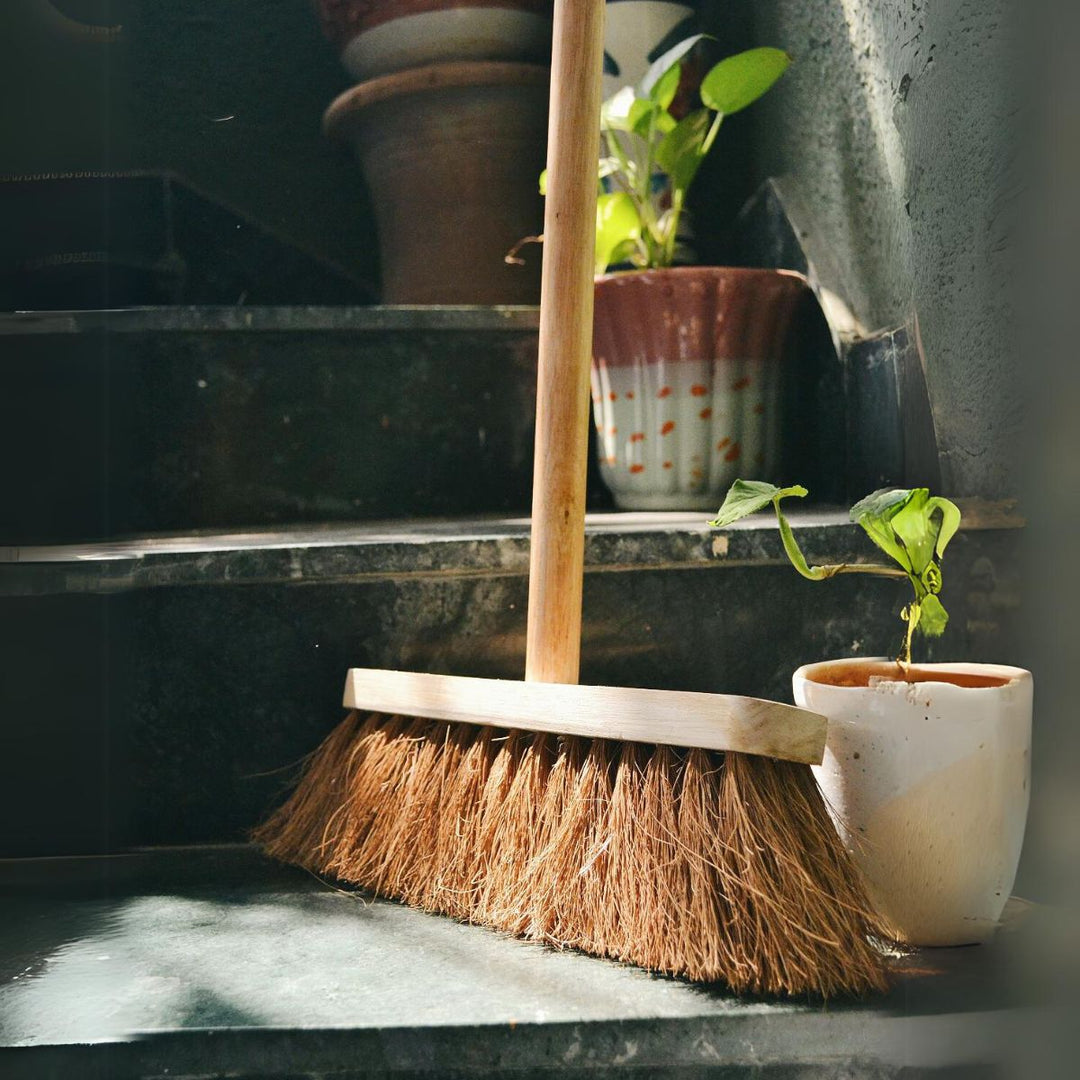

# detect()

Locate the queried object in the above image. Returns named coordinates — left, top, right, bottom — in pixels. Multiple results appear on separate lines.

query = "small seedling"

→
left=709, top=480, right=961, bottom=666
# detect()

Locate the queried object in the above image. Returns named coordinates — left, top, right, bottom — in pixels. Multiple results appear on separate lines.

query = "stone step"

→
left=0, top=509, right=1024, bottom=857
left=0, top=844, right=1034, bottom=1078
left=0, top=299, right=848, bottom=545
left=0, top=306, right=549, bottom=543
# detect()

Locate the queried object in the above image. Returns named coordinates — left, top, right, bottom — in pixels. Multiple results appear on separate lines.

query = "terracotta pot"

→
left=793, top=657, right=1033, bottom=947
left=590, top=266, right=809, bottom=510
left=324, top=61, right=548, bottom=304
left=312, top=1, right=553, bottom=80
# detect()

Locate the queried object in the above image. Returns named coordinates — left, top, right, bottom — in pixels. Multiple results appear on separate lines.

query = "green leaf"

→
left=889, top=489, right=941, bottom=577
left=925, top=496, right=961, bottom=558
left=708, top=480, right=805, bottom=527
left=639, top=34, right=707, bottom=99
left=700, top=47, right=791, bottom=116
left=601, top=86, right=639, bottom=131
left=595, top=192, right=641, bottom=275
left=608, top=238, right=643, bottom=270
left=918, top=593, right=949, bottom=637
left=598, top=157, right=622, bottom=181
left=848, top=487, right=912, bottom=522
left=627, top=97, right=658, bottom=136
left=655, top=109, right=712, bottom=194
left=850, top=488, right=915, bottom=573
left=538, top=168, right=547, bottom=196
left=649, top=59, right=682, bottom=113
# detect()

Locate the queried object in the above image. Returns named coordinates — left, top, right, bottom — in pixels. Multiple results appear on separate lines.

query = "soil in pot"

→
left=810, top=660, right=1013, bottom=690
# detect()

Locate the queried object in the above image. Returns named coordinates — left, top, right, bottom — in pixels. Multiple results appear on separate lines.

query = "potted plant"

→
left=586, top=37, right=811, bottom=509
left=708, top=480, right=1033, bottom=947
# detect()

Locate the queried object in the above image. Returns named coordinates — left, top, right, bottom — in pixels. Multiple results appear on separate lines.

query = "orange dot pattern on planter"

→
left=590, top=358, right=774, bottom=507
left=591, top=266, right=808, bottom=510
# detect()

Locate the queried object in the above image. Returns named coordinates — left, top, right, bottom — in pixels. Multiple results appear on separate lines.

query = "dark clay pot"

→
left=324, top=60, right=548, bottom=304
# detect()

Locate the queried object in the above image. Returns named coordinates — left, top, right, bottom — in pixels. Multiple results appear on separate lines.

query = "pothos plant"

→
left=709, top=480, right=962, bottom=667
left=590, top=36, right=790, bottom=274
left=508, top=37, right=789, bottom=274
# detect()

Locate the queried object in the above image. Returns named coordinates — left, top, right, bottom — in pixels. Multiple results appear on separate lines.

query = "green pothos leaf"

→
left=601, top=86, right=639, bottom=131
left=639, top=33, right=708, bottom=99
left=708, top=480, right=805, bottom=527
left=648, top=55, right=683, bottom=113
left=699, top=46, right=791, bottom=115
left=655, top=109, right=713, bottom=195
left=594, top=192, right=641, bottom=275
left=918, top=593, right=949, bottom=637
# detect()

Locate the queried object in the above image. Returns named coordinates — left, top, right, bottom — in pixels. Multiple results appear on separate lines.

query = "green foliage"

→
left=593, top=39, right=790, bottom=274
left=709, top=481, right=963, bottom=665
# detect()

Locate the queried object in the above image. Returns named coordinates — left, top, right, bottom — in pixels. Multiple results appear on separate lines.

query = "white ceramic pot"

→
left=602, top=1, right=697, bottom=99
left=312, top=1, right=553, bottom=82
left=793, top=657, right=1032, bottom=947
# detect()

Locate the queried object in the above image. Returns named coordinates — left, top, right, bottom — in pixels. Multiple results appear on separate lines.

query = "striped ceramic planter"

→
left=591, top=266, right=809, bottom=510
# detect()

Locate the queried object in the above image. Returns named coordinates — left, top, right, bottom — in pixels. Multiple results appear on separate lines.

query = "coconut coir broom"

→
left=255, top=0, right=889, bottom=997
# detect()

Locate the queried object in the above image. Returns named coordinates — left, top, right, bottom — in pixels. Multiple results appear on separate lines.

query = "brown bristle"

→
left=255, top=710, right=893, bottom=997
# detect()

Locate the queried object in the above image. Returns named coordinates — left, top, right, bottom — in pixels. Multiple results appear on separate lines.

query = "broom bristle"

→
left=254, top=710, right=892, bottom=997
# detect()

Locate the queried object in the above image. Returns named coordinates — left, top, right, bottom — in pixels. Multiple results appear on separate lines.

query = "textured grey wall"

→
left=753, top=0, right=1023, bottom=498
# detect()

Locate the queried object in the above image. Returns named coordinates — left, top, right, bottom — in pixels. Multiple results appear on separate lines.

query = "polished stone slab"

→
left=0, top=846, right=1038, bottom=1079
left=0, top=506, right=1019, bottom=595
left=0, top=305, right=541, bottom=336
left=0, top=511, right=822, bottom=595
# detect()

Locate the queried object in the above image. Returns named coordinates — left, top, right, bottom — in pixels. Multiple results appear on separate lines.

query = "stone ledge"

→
left=0, top=305, right=542, bottom=337
left=0, top=507, right=1023, bottom=598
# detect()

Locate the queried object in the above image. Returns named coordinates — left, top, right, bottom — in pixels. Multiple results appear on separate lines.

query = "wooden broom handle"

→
left=525, top=0, right=605, bottom=685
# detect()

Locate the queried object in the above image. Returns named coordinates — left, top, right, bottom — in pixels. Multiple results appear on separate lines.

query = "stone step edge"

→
left=0, top=501, right=1021, bottom=598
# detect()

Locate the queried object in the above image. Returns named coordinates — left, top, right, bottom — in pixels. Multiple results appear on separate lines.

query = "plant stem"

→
left=826, top=563, right=909, bottom=579
left=899, top=613, right=915, bottom=667
left=775, top=505, right=907, bottom=581
left=663, top=189, right=684, bottom=266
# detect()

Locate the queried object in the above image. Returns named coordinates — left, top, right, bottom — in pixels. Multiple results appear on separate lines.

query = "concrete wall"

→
left=752, top=0, right=1023, bottom=498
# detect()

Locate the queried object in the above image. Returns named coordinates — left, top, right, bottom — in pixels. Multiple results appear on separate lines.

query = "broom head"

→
left=254, top=669, right=892, bottom=997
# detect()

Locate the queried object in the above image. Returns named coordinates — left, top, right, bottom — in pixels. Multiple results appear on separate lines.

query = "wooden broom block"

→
left=343, top=668, right=827, bottom=765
